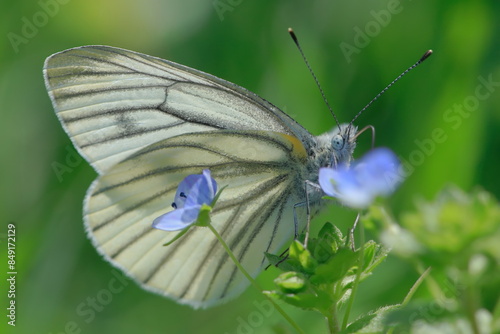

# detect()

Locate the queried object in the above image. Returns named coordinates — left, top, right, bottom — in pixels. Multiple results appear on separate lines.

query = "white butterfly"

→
left=43, top=46, right=357, bottom=308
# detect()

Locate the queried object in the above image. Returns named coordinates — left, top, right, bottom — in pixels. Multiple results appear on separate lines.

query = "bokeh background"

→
left=1, top=0, right=499, bottom=333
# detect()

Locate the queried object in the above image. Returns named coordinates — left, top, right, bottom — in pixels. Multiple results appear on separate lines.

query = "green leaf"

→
left=264, top=252, right=299, bottom=272
left=265, top=289, right=331, bottom=310
left=162, top=226, right=191, bottom=246
left=312, top=223, right=344, bottom=262
left=318, top=222, right=344, bottom=244
left=311, top=248, right=358, bottom=285
left=343, top=305, right=400, bottom=334
left=265, top=252, right=283, bottom=266
left=384, top=302, right=457, bottom=331
left=289, top=240, right=318, bottom=274
left=361, top=241, right=389, bottom=275
left=274, top=272, right=307, bottom=294
left=210, top=184, right=227, bottom=207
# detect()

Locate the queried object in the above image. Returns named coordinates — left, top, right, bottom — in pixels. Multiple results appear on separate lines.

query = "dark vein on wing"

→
left=263, top=197, right=288, bottom=263
left=79, top=121, right=186, bottom=148
left=48, top=70, right=140, bottom=81
left=62, top=106, right=158, bottom=123
left=54, top=84, right=168, bottom=100
left=91, top=46, right=194, bottom=82
left=62, top=52, right=172, bottom=81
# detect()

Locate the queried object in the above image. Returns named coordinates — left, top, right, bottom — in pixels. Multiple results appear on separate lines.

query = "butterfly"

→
left=43, top=45, right=358, bottom=308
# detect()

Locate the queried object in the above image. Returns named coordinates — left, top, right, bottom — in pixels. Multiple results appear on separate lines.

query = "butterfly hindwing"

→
left=85, top=130, right=308, bottom=307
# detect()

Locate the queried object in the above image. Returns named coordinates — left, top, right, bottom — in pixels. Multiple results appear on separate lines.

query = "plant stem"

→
left=327, top=304, right=339, bottom=333
left=402, top=267, right=431, bottom=306
left=464, top=282, right=480, bottom=334
left=207, top=223, right=306, bottom=334
left=325, top=288, right=340, bottom=334
left=420, top=266, right=448, bottom=305
left=342, top=220, right=365, bottom=330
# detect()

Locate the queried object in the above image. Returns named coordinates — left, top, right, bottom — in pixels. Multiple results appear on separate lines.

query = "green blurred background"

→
left=1, top=0, right=499, bottom=333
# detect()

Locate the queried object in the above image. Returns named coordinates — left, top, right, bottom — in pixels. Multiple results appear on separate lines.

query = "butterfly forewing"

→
left=44, top=46, right=312, bottom=173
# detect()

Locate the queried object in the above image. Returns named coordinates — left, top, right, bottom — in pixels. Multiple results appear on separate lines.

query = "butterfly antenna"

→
left=349, top=50, right=433, bottom=127
left=289, top=28, right=341, bottom=129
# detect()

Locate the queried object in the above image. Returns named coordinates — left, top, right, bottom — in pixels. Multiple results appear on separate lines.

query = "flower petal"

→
left=185, top=169, right=217, bottom=207
left=204, top=169, right=218, bottom=200
left=319, top=167, right=339, bottom=197
left=152, top=206, right=202, bottom=231
left=333, top=183, right=374, bottom=208
left=172, top=174, right=202, bottom=209
left=319, top=148, right=402, bottom=209
left=153, top=170, right=219, bottom=231
left=356, top=148, right=401, bottom=196
left=172, top=169, right=218, bottom=209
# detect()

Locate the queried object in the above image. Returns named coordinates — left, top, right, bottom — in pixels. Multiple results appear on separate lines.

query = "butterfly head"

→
left=311, top=123, right=357, bottom=175
left=328, top=123, right=357, bottom=168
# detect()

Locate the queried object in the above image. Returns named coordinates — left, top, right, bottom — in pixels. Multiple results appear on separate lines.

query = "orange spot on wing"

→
left=276, top=133, right=307, bottom=161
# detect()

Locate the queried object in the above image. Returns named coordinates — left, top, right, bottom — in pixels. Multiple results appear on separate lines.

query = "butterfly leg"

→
left=266, top=198, right=310, bottom=270
left=266, top=198, right=311, bottom=271
left=270, top=181, right=317, bottom=269
left=348, top=213, right=361, bottom=250
left=297, top=180, right=322, bottom=248
left=265, top=198, right=306, bottom=270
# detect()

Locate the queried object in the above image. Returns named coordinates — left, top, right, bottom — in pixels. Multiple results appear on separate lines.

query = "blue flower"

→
left=153, top=169, right=217, bottom=231
left=319, top=148, right=402, bottom=209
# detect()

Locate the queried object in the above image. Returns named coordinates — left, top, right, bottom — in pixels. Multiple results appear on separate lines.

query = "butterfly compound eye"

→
left=332, top=135, right=344, bottom=150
